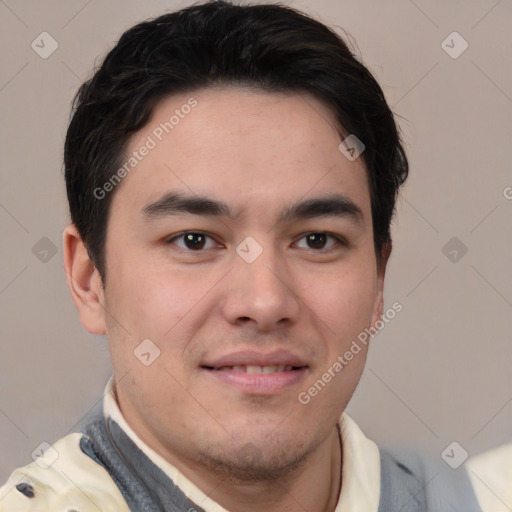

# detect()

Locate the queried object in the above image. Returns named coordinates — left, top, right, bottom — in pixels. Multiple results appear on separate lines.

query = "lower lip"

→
left=203, top=367, right=308, bottom=394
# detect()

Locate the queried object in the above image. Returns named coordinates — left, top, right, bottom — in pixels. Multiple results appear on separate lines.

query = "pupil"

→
left=185, top=233, right=205, bottom=250
left=308, top=233, right=326, bottom=249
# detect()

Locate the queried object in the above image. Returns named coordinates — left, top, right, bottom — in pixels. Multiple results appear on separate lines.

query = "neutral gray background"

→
left=1, top=0, right=511, bottom=483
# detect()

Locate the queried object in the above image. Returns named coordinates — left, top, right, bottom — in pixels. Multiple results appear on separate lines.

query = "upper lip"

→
left=202, top=349, right=308, bottom=369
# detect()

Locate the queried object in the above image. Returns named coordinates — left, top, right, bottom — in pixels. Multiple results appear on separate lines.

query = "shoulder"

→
left=379, top=447, right=483, bottom=512
left=0, top=432, right=130, bottom=512
left=466, top=443, right=512, bottom=512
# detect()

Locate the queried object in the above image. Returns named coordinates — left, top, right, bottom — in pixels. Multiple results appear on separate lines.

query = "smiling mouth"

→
left=201, top=363, right=309, bottom=394
left=203, top=365, right=303, bottom=374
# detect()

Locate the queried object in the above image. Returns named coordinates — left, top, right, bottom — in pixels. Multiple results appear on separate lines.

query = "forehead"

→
left=110, top=87, right=370, bottom=219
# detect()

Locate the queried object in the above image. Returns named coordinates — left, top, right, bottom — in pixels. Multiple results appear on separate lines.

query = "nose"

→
left=220, top=242, right=301, bottom=330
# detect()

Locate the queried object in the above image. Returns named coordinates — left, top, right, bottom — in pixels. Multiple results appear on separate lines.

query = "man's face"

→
left=98, top=87, right=385, bottom=478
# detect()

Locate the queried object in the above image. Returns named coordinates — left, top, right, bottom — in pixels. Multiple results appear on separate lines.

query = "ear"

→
left=62, top=224, right=106, bottom=335
left=370, top=242, right=392, bottom=327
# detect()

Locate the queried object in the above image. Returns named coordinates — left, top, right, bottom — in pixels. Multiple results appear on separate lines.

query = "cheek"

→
left=104, top=259, right=220, bottom=384
left=301, top=268, right=374, bottom=409
left=304, top=264, right=377, bottom=342
left=104, top=250, right=196, bottom=337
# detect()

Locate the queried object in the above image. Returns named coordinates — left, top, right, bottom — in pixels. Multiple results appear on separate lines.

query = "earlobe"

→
left=62, top=224, right=107, bottom=335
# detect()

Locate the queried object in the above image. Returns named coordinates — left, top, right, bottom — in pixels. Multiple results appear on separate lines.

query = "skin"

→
left=64, top=87, right=389, bottom=512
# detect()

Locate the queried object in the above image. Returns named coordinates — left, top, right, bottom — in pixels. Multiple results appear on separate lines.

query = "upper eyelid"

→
left=167, top=231, right=220, bottom=247
left=293, top=232, right=346, bottom=249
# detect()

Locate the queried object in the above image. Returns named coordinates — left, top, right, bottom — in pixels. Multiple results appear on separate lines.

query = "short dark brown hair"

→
left=65, top=0, right=408, bottom=282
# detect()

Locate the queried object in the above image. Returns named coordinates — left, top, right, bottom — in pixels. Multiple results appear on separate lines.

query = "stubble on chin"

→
left=194, top=436, right=316, bottom=483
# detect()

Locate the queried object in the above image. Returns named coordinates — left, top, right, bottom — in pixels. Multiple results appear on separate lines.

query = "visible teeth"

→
left=216, top=365, right=295, bottom=373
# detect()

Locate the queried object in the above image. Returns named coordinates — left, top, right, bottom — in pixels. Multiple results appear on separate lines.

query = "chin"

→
left=194, top=431, right=316, bottom=483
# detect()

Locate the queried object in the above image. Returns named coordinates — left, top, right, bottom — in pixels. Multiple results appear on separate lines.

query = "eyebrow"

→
left=141, top=191, right=364, bottom=225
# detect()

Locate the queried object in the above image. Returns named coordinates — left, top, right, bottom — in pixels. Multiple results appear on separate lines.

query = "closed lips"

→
left=201, top=350, right=309, bottom=373
left=209, top=365, right=297, bottom=373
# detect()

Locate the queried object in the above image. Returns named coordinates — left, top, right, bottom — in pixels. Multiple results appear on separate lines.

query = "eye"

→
left=167, top=232, right=219, bottom=251
left=294, top=232, right=345, bottom=251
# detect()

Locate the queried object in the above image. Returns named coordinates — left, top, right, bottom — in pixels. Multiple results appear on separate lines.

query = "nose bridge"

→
left=236, top=238, right=288, bottom=295
left=222, top=236, right=300, bottom=327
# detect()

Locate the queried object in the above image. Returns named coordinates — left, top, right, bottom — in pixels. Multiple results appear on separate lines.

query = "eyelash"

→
left=165, top=231, right=347, bottom=252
